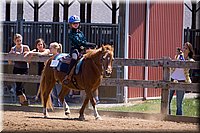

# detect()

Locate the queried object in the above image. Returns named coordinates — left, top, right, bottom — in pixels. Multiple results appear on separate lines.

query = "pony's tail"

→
left=39, top=58, right=54, bottom=110
left=35, top=85, right=40, bottom=101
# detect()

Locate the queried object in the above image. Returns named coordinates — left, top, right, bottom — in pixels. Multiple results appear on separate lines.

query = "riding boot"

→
left=63, top=59, right=77, bottom=84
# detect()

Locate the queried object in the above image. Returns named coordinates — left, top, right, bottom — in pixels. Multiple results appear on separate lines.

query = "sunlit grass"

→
left=98, top=98, right=200, bottom=117
left=171, top=98, right=199, bottom=116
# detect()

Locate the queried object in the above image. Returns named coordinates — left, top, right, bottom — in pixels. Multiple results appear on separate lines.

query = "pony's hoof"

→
left=43, top=113, right=49, bottom=118
left=65, top=108, right=71, bottom=115
left=65, top=114, right=71, bottom=118
left=43, top=115, right=48, bottom=118
left=79, top=116, right=85, bottom=121
left=95, top=116, right=102, bottom=120
left=65, top=111, right=70, bottom=116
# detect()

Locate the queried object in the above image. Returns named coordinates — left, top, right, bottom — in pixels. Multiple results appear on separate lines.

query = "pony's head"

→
left=101, top=44, right=114, bottom=77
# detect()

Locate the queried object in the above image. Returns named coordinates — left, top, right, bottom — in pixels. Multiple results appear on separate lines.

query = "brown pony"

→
left=39, top=44, right=114, bottom=120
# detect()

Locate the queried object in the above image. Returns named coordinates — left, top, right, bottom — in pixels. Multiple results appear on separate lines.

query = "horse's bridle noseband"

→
left=101, top=50, right=114, bottom=77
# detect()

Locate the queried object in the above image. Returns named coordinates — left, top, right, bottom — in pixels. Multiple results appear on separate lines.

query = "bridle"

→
left=88, top=46, right=114, bottom=77
left=101, top=50, right=114, bottom=77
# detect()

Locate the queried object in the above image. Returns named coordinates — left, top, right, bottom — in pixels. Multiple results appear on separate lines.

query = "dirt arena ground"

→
left=1, top=105, right=199, bottom=133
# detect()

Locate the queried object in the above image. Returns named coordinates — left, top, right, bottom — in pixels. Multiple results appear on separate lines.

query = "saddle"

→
left=50, top=53, right=83, bottom=74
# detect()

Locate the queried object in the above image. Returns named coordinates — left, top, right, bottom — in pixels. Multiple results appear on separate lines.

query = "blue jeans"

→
left=51, top=84, right=70, bottom=107
left=168, top=89, right=185, bottom=115
left=51, top=84, right=62, bottom=107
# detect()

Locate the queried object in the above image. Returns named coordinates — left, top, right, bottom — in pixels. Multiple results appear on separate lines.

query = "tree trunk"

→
left=63, top=0, right=69, bottom=21
left=80, top=1, right=86, bottom=23
left=53, top=0, right=59, bottom=22
left=87, top=0, right=92, bottom=23
left=17, top=0, right=23, bottom=20
left=191, top=1, right=196, bottom=29
left=6, top=0, right=11, bottom=21
left=112, top=0, right=117, bottom=24
left=34, top=0, right=39, bottom=21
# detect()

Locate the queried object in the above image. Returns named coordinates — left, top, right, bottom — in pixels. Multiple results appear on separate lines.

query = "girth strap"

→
left=71, top=76, right=83, bottom=90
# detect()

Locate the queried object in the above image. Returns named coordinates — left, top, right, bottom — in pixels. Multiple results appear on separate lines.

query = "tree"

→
left=59, top=0, right=75, bottom=21
left=26, top=0, right=47, bottom=21
left=102, top=0, right=119, bottom=24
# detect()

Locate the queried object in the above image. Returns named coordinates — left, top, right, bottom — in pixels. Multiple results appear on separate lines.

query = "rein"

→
left=90, top=49, right=108, bottom=76
left=89, top=49, right=112, bottom=77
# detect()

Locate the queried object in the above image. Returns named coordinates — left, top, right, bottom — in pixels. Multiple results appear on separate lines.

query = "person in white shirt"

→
left=168, top=42, right=195, bottom=115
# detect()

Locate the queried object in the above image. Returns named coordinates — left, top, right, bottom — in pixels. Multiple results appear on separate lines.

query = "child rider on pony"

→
left=63, top=15, right=96, bottom=84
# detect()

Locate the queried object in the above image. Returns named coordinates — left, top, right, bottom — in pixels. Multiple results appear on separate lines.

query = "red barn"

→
left=127, top=2, right=183, bottom=100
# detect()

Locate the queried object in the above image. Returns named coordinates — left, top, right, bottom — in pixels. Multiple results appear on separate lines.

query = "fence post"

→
left=116, top=66, right=123, bottom=103
left=161, top=57, right=171, bottom=115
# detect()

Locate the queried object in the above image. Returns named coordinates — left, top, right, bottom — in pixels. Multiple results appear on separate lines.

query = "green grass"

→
left=171, top=98, right=199, bottom=117
left=98, top=98, right=200, bottom=117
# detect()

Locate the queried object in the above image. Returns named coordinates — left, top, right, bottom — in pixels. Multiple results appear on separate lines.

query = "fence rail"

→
left=2, top=74, right=199, bottom=93
left=2, top=53, right=200, bottom=68
left=1, top=53, right=200, bottom=115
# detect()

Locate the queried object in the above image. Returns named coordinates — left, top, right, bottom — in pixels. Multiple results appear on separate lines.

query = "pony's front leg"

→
left=90, top=96, right=102, bottom=120
left=79, top=96, right=90, bottom=121
left=63, top=100, right=70, bottom=116
left=58, top=88, right=71, bottom=116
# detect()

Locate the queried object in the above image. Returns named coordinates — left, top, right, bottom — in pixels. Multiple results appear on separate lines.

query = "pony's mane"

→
left=84, top=48, right=100, bottom=58
left=84, top=44, right=113, bottom=58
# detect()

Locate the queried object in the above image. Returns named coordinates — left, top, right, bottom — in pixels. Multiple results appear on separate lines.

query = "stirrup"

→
left=63, top=65, right=76, bottom=84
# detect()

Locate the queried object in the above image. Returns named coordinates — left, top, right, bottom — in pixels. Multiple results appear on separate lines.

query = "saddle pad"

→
left=54, top=53, right=69, bottom=60
left=50, top=53, right=70, bottom=68
left=50, top=60, right=59, bottom=67
left=75, top=57, right=84, bottom=74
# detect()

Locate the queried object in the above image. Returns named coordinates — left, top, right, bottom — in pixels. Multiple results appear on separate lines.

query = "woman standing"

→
left=8, top=33, right=30, bottom=106
left=168, top=42, right=195, bottom=115
left=24, top=38, right=50, bottom=75
left=24, top=38, right=50, bottom=100
left=49, top=42, right=63, bottom=107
